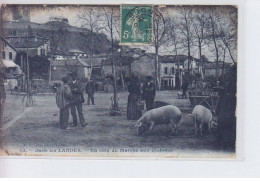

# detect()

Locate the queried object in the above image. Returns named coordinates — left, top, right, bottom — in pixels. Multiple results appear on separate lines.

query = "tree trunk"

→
left=198, top=41, right=204, bottom=80
left=26, top=33, right=32, bottom=107
left=90, top=29, right=93, bottom=81
left=155, top=46, right=160, bottom=91
left=120, top=70, right=124, bottom=91
left=225, top=41, right=235, bottom=64
left=213, top=37, right=219, bottom=79
left=111, top=38, right=118, bottom=109
left=188, top=38, right=191, bottom=76
left=222, top=48, right=226, bottom=78
left=210, top=15, right=219, bottom=80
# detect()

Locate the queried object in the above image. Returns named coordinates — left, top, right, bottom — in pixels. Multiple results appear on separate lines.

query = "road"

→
left=0, top=90, right=230, bottom=158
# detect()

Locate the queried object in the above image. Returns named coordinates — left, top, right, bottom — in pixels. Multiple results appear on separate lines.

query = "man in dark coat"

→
left=86, top=79, right=95, bottom=105
left=127, top=76, right=142, bottom=120
left=68, top=72, right=88, bottom=127
left=181, top=79, right=189, bottom=99
left=142, top=76, right=156, bottom=111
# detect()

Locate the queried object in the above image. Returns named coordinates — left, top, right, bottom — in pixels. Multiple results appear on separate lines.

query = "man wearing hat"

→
left=142, top=76, right=156, bottom=111
left=85, top=78, right=95, bottom=105
left=68, top=72, right=88, bottom=127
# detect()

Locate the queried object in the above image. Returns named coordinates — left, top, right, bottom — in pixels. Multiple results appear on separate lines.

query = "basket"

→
left=137, top=100, right=145, bottom=110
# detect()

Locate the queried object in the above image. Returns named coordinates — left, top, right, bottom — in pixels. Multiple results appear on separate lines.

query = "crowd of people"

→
left=55, top=73, right=159, bottom=129
left=55, top=73, right=192, bottom=129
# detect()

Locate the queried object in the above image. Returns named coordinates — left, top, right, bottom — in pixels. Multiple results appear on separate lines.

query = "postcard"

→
left=0, top=1, right=243, bottom=159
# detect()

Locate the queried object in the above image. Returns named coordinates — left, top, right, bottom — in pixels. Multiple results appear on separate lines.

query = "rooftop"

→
left=5, top=35, right=49, bottom=49
left=0, top=36, right=17, bottom=52
left=51, top=59, right=90, bottom=67
left=67, top=49, right=86, bottom=54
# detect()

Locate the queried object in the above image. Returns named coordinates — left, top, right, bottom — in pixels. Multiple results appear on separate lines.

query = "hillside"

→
left=2, top=20, right=112, bottom=55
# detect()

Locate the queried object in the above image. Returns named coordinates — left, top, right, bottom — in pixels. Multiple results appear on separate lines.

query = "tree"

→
left=167, top=17, right=182, bottom=87
left=78, top=7, right=103, bottom=78
left=206, top=7, right=222, bottom=79
left=102, top=6, right=120, bottom=115
left=153, top=6, right=167, bottom=90
left=192, top=9, right=207, bottom=79
left=178, top=7, right=194, bottom=78
left=219, top=12, right=237, bottom=64
left=220, top=44, right=227, bottom=79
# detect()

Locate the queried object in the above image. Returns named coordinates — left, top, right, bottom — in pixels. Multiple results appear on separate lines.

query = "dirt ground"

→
left=0, top=90, right=231, bottom=158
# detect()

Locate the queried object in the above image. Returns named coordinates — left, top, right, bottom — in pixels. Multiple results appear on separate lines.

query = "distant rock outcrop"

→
left=2, top=20, right=112, bottom=55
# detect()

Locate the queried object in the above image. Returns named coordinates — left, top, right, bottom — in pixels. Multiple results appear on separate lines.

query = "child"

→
left=56, top=77, right=72, bottom=129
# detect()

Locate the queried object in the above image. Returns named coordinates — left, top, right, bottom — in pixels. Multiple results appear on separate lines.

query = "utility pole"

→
left=26, top=24, right=32, bottom=107
left=20, top=54, right=24, bottom=91
left=49, top=57, right=52, bottom=83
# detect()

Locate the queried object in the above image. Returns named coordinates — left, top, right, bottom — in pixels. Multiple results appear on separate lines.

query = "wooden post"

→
left=26, top=25, right=32, bottom=107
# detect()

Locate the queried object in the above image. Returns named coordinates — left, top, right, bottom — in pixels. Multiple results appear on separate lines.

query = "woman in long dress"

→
left=127, top=76, right=142, bottom=120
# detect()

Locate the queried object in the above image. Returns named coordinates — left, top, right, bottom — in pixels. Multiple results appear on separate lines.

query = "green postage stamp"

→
left=121, top=5, right=153, bottom=45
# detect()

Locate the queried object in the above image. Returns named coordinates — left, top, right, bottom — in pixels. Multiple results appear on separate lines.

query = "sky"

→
left=2, top=5, right=237, bottom=63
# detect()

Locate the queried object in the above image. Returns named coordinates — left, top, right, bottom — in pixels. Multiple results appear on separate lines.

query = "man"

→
left=181, top=79, right=189, bottom=99
left=86, top=79, right=95, bottom=105
left=68, top=72, right=88, bottom=127
left=142, top=76, right=156, bottom=111
left=56, top=77, right=72, bottom=129
left=0, top=70, right=6, bottom=126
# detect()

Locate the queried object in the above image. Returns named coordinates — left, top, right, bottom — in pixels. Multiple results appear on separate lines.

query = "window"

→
left=164, top=67, right=168, bottom=74
left=9, top=52, right=12, bottom=60
left=171, top=67, right=175, bottom=74
left=40, top=49, right=45, bottom=56
left=2, top=51, right=5, bottom=59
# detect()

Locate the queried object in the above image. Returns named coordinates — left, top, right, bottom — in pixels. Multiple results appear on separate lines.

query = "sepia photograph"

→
left=0, top=3, right=238, bottom=159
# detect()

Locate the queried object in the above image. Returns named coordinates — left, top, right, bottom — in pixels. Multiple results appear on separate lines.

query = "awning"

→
left=2, top=60, right=18, bottom=68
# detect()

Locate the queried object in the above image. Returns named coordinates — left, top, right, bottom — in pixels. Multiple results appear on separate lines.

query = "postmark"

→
left=120, top=4, right=153, bottom=45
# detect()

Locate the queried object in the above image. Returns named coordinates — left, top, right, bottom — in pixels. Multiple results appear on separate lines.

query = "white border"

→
left=0, top=0, right=243, bottom=160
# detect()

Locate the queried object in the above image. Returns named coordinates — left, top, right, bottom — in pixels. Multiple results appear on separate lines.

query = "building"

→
left=5, top=35, right=50, bottom=57
left=203, top=61, right=231, bottom=78
left=1, top=36, right=17, bottom=62
left=130, top=53, right=156, bottom=80
left=131, top=54, right=192, bottom=89
left=159, top=55, right=189, bottom=89
left=49, top=16, right=69, bottom=24
left=84, top=55, right=105, bottom=81
left=0, top=36, right=23, bottom=90
left=50, top=59, right=91, bottom=82
left=52, top=53, right=76, bottom=61
left=67, top=49, right=87, bottom=58
left=160, top=61, right=176, bottom=90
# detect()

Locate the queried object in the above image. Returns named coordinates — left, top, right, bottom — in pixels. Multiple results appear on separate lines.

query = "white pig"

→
left=134, top=105, right=182, bottom=136
left=192, top=105, right=215, bottom=136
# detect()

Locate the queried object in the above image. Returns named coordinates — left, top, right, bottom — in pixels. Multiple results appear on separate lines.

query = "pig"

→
left=153, top=101, right=170, bottom=109
left=192, top=105, right=217, bottom=136
left=134, top=105, right=182, bottom=136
